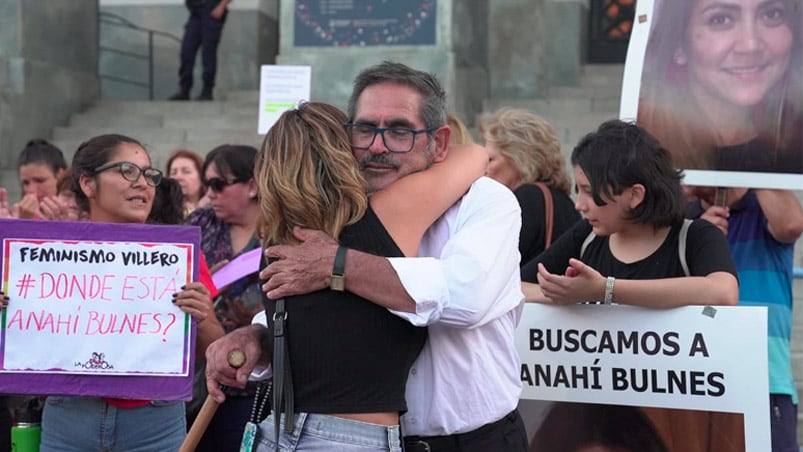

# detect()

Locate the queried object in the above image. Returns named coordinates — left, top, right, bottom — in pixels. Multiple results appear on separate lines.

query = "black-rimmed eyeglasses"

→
left=94, top=161, right=163, bottom=187
left=344, top=123, right=436, bottom=153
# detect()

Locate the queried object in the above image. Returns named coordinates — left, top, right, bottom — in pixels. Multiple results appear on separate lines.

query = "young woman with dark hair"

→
left=13, top=139, right=67, bottom=219
left=521, top=120, right=738, bottom=308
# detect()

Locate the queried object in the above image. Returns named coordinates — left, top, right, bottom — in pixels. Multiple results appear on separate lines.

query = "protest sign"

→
left=621, top=0, right=803, bottom=189
left=257, top=65, right=312, bottom=134
left=517, top=303, right=769, bottom=452
left=0, top=219, right=200, bottom=400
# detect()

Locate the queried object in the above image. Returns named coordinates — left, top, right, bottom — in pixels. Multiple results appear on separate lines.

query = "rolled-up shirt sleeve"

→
left=249, top=311, right=271, bottom=381
left=389, top=178, right=524, bottom=328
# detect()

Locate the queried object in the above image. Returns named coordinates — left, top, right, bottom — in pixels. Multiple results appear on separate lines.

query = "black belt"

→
left=403, top=410, right=517, bottom=452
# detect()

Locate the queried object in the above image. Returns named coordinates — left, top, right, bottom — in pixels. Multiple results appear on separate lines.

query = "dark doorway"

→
left=588, top=0, right=636, bottom=63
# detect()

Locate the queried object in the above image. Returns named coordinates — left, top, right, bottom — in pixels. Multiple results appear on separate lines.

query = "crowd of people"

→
left=1, top=0, right=803, bottom=448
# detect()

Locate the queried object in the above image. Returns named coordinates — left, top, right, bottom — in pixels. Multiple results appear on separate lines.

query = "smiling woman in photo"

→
left=638, top=0, right=802, bottom=174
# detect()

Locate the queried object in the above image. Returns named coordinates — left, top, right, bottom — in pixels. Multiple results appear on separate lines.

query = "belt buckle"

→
left=408, top=440, right=431, bottom=452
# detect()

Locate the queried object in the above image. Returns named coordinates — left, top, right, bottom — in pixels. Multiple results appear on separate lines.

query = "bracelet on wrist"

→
left=603, top=276, right=615, bottom=305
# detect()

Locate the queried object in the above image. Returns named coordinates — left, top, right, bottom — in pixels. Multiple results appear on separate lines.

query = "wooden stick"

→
left=179, top=349, right=246, bottom=452
left=179, top=395, right=219, bottom=452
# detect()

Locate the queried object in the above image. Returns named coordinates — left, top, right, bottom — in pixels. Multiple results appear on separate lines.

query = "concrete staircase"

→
left=51, top=90, right=262, bottom=170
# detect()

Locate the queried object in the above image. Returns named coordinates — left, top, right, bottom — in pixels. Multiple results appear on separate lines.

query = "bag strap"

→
left=272, top=297, right=294, bottom=451
left=580, top=230, right=595, bottom=259
left=533, top=183, right=554, bottom=249
left=579, top=220, right=692, bottom=276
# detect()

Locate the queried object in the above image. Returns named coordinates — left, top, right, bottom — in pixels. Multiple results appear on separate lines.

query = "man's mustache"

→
left=359, top=154, right=401, bottom=170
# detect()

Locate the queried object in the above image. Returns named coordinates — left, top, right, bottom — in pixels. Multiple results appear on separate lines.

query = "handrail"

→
left=100, top=12, right=182, bottom=44
left=97, top=11, right=182, bottom=100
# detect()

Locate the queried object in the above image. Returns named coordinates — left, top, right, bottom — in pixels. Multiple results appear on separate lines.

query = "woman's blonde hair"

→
left=478, top=108, right=571, bottom=193
left=254, top=102, right=368, bottom=245
left=447, top=113, right=474, bottom=145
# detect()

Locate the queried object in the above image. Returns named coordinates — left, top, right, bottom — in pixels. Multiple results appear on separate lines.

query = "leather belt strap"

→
left=272, top=297, right=294, bottom=452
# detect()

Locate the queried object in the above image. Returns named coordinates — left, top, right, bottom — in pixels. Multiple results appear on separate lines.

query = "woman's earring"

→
left=673, top=49, right=687, bottom=66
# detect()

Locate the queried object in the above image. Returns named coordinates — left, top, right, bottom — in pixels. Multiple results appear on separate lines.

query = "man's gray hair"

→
left=347, top=61, right=447, bottom=129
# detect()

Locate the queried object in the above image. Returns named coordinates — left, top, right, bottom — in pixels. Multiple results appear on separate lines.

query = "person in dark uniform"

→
left=170, top=0, right=231, bottom=101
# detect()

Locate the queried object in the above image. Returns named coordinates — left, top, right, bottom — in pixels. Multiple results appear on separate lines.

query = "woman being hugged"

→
left=38, top=134, right=216, bottom=451
left=522, top=120, right=738, bottom=308
left=253, top=102, right=487, bottom=451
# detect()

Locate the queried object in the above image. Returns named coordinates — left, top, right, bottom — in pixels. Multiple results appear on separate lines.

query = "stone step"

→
left=185, top=128, right=262, bottom=145
left=225, top=90, right=260, bottom=103
left=163, top=113, right=259, bottom=130
left=70, top=112, right=164, bottom=128
left=85, top=100, right=258, bottom=117
left=53, top=126, right=187, bottom=145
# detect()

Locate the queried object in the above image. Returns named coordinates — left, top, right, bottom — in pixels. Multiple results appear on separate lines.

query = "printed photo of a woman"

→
left=634, top=0, right=802, bottom=184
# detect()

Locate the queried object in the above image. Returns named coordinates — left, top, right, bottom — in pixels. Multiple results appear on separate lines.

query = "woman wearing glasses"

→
left=38, top=134, right=215, bottom=451
left=185, top=144, right=262, bottom=451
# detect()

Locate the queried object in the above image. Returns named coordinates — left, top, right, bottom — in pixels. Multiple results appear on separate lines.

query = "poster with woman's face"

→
left=621, top=0, right=803, bottom=189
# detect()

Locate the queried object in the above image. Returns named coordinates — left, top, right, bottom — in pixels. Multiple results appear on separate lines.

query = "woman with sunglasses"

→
left=185, top=144, right=263, bottom=451
left=37, top=134, right=215, bottom=451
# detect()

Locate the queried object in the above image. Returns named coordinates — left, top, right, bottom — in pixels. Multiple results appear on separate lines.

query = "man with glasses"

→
left=206, top=61, right=528, bottom=452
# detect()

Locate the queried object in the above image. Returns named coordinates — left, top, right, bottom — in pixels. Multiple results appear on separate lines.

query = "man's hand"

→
left=210, top=2, right=227, bottom=19
left=700, top=205, right=729, bottom=236
left=205, top=324, right=266, bottom=402
left=261, top=227, right=338, bottom=300
left=537, top=259, right=605, bottom=304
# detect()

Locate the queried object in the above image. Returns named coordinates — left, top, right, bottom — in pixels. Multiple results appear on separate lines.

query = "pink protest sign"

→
left=212, top=248, right=261, bottom=289
left=0, top=219, right=200, bottom=400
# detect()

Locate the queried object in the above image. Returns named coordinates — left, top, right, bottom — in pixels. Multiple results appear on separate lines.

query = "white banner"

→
left=517, top=303, right=769, bottom=452
left=3, top=239, right=192, bottom=376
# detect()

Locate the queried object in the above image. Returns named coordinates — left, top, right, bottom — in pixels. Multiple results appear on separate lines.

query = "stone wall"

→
left=487, top=0, right=586, bottom=102
left=0, top=0, right=100, bottom=200
left=275, top=0, right=489, bottom=125
left=97, top=0, right=279, bottom=100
